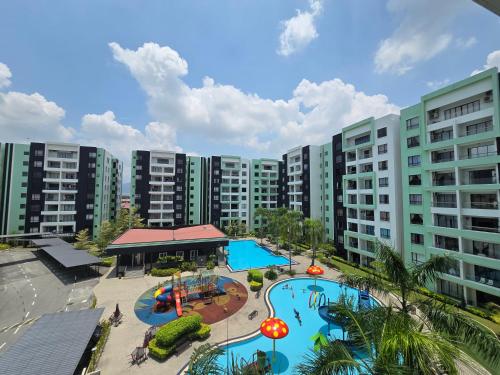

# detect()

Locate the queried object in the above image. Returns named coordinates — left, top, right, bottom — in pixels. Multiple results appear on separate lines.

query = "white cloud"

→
left=110, top=42, right=399, bottom=156
left=0, top=91, right=73, bottom=143
left=78, top=111, right=181, bottom=178
left=374, top=0, right=468, bottom=75
left=471, top=50, right=500, bottom=75
left=455, top=36, right=477, bottom=49
left=0, top=63, right=12, bottom=89
left=277, top=0, right=323, bottom=56
left=426, top=79, right=450, bottom=90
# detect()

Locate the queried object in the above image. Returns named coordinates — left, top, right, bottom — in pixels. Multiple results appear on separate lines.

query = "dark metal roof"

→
left=32, top=237, right=100, bottom=268
left=0, top=308, right=104, bottom=375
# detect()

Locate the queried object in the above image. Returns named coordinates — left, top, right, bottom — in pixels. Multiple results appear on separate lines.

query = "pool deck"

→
left=94, top=239, right=488, bottom=375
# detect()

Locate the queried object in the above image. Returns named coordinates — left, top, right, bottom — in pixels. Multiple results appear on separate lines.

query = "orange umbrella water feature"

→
left=260, top=317, right=289, bottom=361
left=307, top=265, right=324, bottom=289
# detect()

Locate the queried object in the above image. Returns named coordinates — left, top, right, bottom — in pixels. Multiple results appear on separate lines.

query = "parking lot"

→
left=0, top=248, right=100, bottom=351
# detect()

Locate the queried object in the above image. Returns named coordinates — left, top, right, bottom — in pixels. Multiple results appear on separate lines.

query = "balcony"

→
left=354, top=134, right=370, bottom=146
left=459, top=143, right=496, bottom=160
left=347, top=181, right=357, bottom=190
left=359, top=164, right=373, bottom=173
left=460, top=119, right=493, bottom=137
left=432, top=172, right=455, bottom=186
left=466, top=265, right=500, bottom=287
left=463, top=240, right=500, bottom=260
left=430, top=128, right=453, bottom=143
left=434, top=214, right=458, bottom=229
left=348, top=223, right=358, bottom=232
left=462, top=195, right=498, bottom=210
left=360, top=225, right=375, bottom=236
left=434, top=235, right=459, bottom=252
left=432, top=193, right=457, bottom=208
left=463, top=216, right=499, bottom=233
left=431, top=150, right=454, bottom=164
left=360, top=210, right=374, bottom=221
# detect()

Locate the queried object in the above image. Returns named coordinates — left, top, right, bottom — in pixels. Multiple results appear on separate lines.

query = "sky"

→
left=0, top=0, right=499, bottom=183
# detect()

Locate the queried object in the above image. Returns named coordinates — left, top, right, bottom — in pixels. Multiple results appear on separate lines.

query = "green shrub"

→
left=155, top=315, right=202, bottom=348
left=247, top=269, right=263, bottom=283
left=151, top=268, right=179, bottom=277
left=0, top=243, right=10, bottom=251
left=87, top=320, right=111, bottom=372
left=484, top=302, right=500, bottom=313
left=286, top=269, right=296, bottom=277
left=181, top=261, right=198, bottom=272
left=249, top=281, right=263, bottom=291
left=206, top=260, right=215, bottom=270
left=148, top=338, right=174, bottom=360
left=99, top=256, right=114, bottom=267
left=465, top=306, right=491, bottom=319
left=264, top=269, right=278, bottom=280
left=189, top=323, right=211, bottom=341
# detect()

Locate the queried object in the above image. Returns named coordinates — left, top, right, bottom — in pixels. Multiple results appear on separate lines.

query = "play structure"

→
left=308, top=291, right=327, bottom=309
left=152, top=270, right=221, bottom=316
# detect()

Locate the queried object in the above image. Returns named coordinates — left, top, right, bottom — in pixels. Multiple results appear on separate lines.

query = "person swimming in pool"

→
left=294, top=308, right=302, bottom=326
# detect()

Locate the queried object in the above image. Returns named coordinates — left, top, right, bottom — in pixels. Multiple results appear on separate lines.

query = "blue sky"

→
left=0, top=0, right=499, bottom=178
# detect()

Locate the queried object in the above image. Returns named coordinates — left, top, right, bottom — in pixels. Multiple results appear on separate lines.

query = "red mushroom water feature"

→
left=307, top=265, right=324, bottom=289
left=260, top=317, right=289, bottom=362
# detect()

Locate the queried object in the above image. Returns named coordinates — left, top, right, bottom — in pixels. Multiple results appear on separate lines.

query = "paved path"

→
left=0, top=248, right=98, bottom=352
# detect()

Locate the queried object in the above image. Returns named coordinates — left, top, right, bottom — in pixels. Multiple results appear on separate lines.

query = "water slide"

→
left=174, top=291, right=183, bottom=316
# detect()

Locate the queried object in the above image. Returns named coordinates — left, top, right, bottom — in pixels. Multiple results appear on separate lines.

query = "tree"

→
left=74, top=228, right=90, bottom=250
left=113, top=207, right=145, bottom=238
left=187, top=343, right=224, bottom=375
left=340, top=242, right=500, bottom=366
left=296, top=297, right=459, bottom=375
left=95, top=221, right=116, bottom=255
left=254, top=207, right=269, bottom=244
left=304, top=218, right=323, bottom=266
left=279, top=210, right=303, bottom=272
left=268, top=207, right=287, bottom=250
left=225, top=221, right=239, bottom=239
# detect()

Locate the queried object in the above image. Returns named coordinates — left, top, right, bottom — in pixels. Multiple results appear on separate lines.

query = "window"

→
left=409, top=194, right=422, bottom=205
left=33, top=161, right=42, bottom=168
left=406, top=117, right=419, bottom=130
left=86, top=214, right=93, bottom=220
left=176, top=251, right=184, bottom=260
left=379, top=177, right=388, bottom=187
left=380, top=211, right=390, bottom=221
left=411, top=233, right=424, bottom=245
left=407, top=136, right=420, bottom=148
left=377, top=127, right=387, bottom=138
left=380, top=228, right=391, bottom=239
left=378, top=144, right=387, bottom=154
left=378, top=161, right=388, bottom=170
left=410, top=214, right=423, bottom=225
left=379, top=194, right=389, bottom=204
left=31, top=194, right=40, bottom=201
left=34, top=149, right=44, bottom=157
left=408, top=155, right=421, bottom=167
left=443, top=100, right=480, bottom=120
left=409, top=174, right=421, bottom=186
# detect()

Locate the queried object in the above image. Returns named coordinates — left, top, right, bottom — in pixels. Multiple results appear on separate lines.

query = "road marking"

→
left=25, top=312, right=30, bottom=319
left=13, top=326, right=20, bottom=334
left=0, top=343, right=5, bottom=350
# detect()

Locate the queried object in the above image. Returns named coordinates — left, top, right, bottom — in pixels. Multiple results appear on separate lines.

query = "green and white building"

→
left=400, top=68, right=500, bottom=305
left=343, top=115, right=403, bottom=266
left=0, top=142, right=121, bottom=239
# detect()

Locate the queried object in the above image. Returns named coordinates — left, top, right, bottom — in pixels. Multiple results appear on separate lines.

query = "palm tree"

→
left=268, top=207, right=287, bottom=251
left=296, top=296, right=459, bottom=375
left=304, top=218, right=323, bottom=266
left=225, top=221, right=239, bottom=239
left=340, top=242, right=500, bottom=366
left=187, top=343, right=224, bottom=375
left=279, top=210, right=303, bottom=272
left=254, top=207, right=269, bottom=244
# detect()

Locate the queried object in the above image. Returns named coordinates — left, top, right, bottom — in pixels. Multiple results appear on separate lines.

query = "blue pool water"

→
left=218, top=277, right=377, bottom=374
left=226, top=240, right=292, bottom=272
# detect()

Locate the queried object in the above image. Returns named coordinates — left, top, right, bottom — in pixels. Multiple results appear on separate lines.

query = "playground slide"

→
left=174, top=291, right=183, bottom=316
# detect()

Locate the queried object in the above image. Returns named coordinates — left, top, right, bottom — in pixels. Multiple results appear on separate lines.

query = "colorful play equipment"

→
left=260, top=317, right=289, bottom=362
left=308, top=291, right=327, bottom=309
left=307, top=265, right=324, bottom=289
left=152, top=270, right=221, bottom=317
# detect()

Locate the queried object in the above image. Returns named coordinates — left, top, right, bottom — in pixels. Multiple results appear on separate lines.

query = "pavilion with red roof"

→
left=106, top=224, right=228, bottom=276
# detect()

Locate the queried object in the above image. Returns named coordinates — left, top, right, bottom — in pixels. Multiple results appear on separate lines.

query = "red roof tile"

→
left=111, top=224, right=225, bottom=245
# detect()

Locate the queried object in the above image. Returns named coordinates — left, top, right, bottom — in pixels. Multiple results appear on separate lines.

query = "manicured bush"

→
left=286, top=269, right=296, bottom=277
left=99, top=256, right=114, bottom=267
left=189, top=323, right=211, bottom=341
left=206, top=260, right=215, bottom=270
left=484, top=302, right=500, bottom=313
left=264, top=269, right=278, bottom=280
left=87, top=320, right=111, bottom=371
left=155, top=315, right=202, bottom=348
left=180, top=261, right=198, bottom=272
left=249, top=281, right=263, bottom=291
left=0, top=243, right=10, bottom=251
left=151, top=267, right=179, bottom=277
left=148, top=338, right=174, bottom=360
left=247, top=269, right=263, bottom=283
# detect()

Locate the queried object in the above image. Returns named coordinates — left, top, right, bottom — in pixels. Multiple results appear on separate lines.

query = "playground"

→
left=134, top=271, right=248, bottom=326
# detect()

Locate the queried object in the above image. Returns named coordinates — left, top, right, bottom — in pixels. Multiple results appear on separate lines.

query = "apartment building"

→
left=208, top=155, right=250, bottom=230
left=400, top=68, right=500, bottom=305
left=131, top=150, right=187, bottom=227
left=0, top=142, right=121, bottom=239
left=283, top=145, right=322, bottom=219
left=343, top=115, right=403, bottom=267
left=186, top=156, right=208, bottom=225
left=249, top=158, right=282, bottom=231
left=332, top=134, right=347, bottom=256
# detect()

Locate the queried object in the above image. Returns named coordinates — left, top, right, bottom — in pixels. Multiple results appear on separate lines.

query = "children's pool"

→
left=226, top=240, right=292, bottom=272
left=217, top=277, right=377, bottom=374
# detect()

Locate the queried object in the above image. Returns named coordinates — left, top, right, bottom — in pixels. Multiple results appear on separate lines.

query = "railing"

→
left=463, top=224, right=500, bottom=233
left=462, top=201, right=498, bottom=209
left=434, top=243, right=459, bottom=252
left=464, top=120, right=493, bottom=136
left=463, top=177, right=497, bottom=185
left=430, top=132, right=453, bottom=143
left=432, top=179, right=455, bottom=186
left=432, top=201, right=457, bottom=208
left=465, top=274, right=500, bottom=287
left=432, top=155, right=454, bottom=163
left=459, top=150, right=497, bottom=160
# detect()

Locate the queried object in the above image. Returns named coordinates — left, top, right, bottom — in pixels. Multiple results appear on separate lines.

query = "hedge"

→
left=0, top=243, right=10, bottom=251
left=151, top=268, right=180, bottom=277
left=247, top=270, right=263, bottom=283
left=148, top=338, right=175, bottom=360
left=155, top=315, right=202, bottom=348
left=180, top=261, right=198, bottom=272
left=250, top=281, right=263, bottom=291
left=264, top=269, right=278, bottom=280
left=189, top=323, right=211, bottom=341
left=99, top=256, right=114, bottom=267
left=87, top=320, right=111, bottom=372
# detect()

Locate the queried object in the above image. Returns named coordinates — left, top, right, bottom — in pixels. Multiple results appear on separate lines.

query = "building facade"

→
left=400, top=68, right=500, bottom=305
left=131, top=150, right=187, bottom=227
left=342, top=115, right=403, bottom=266
left=0, top=142, right=121, bottom=239
left=186, top=156, right=208, bottom=225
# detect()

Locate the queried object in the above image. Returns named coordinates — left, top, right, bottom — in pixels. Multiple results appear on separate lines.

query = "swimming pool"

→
left=217, top=277, right=377, bottom=374
left=226, top=240, right=292, bottom=272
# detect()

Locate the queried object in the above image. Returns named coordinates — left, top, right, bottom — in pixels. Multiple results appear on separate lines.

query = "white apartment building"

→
left=343, top=114, right=403, bottom=266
